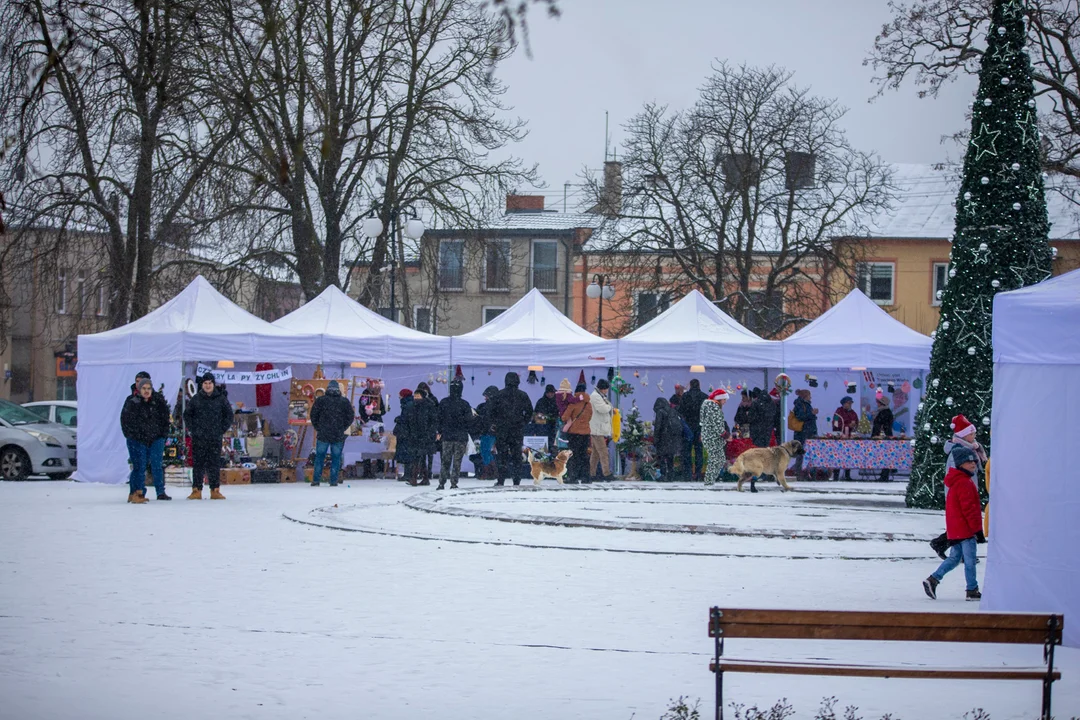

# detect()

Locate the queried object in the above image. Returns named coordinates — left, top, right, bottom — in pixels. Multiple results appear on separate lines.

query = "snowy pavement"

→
left=1, top=479, right=1076, bottom=720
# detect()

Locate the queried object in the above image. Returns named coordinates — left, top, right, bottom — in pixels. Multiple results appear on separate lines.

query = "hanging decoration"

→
left=773, top=373, right=792, bottom=395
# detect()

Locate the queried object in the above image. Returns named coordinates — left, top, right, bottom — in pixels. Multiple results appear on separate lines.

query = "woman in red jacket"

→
left=922, top=446, right=985, bottom=601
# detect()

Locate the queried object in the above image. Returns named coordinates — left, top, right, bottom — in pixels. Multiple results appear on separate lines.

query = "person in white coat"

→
left=589, top=379, right=614, bottom=480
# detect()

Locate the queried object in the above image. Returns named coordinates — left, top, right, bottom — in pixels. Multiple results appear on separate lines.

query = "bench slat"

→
left=709, top=659, right=1061, bottom=682
left=715, top=624, right=1052, bottom=644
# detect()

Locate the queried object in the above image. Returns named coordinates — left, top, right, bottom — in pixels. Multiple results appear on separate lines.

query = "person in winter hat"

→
left=534, top=384, right=560, bottom=451
left=394, top=388, right=422, bottom=485
left=588, top=378, right=614, bottom=479
left=871, top=395, right=895, bottom=481
left=733, top=390, right=752, bottom=434
left=471, top=386, right=500, bottom=479
left=701, top=389, right=730, bottom=486
left=561, top=382, right=593, bottom=483
left=747, top=387, right=775, bottom=448
left=309, top=380, right=355, bottom=487
left=791, top=389, right=818, bottom=481
left=413, top=383, right=439, bottom=483
left=652, top=396, right=684, bottom=482
left=678, top=379, right=708, bottom=481
left=490, top=372, right=532, bottom=486
left=929, top=414, right=988, bottom=559
left=669, top=383, right=686, bottom=408
left=555, top=378, right=573, bottom=416
left=831, top=396, right=859, bottom=480
left=182, top=373, right=233, bottom=499
left=923, top=445, right=985, bottom=601
left=437, top=378, right=472, bottom=489
left=120, top=377, right=173, bottom=502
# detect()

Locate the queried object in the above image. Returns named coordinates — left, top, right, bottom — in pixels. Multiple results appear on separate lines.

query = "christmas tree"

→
left=906, top=0, right=1053, bottom=509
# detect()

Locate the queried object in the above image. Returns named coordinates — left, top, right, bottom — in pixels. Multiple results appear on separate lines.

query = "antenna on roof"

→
left=604, top=111, right=610, bottom=162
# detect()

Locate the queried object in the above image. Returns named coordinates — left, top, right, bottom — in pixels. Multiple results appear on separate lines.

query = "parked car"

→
left=0, top=399, right=78, bottom=480
left=22, top=400, right=78, bottom=428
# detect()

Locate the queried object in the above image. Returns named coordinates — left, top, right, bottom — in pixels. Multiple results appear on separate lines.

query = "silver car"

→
left=0, top=399, right=78, bottom=480
left=22, top=400, right=78, bottom=428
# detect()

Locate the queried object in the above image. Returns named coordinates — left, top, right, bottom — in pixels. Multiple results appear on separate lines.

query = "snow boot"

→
left=210, top=488, right=226, bottom=500
left=418, top=479, right=431, bottom=486
left=832, top=469, right=840, bottom=481
left=436, top=482, right=446, bottom=490
left=128, top=491, right=148, bottom=504
left=922, top=576, right=939, bottom=600
left=843, top=470, right=853, bottom=481
left=450, top=482, right=458, bottom=489
left=188, top=487, right=203, bottom=500
left=966, top=588, right=982, bottom=601
left=493, top=480, right=504, bottom=487
left=156, top=492, right=172, bottom=500
left=311, top=480, right=321, bottom=487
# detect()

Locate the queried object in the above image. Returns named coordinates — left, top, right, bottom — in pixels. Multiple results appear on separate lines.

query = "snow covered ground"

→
left=1, top=479, right=1076, bottom=720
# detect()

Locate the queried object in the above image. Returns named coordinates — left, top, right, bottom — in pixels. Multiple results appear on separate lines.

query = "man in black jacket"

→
left=747, top=387, right=775, bottom=448
left=183, top=372, right=233, bottom=499
left=120, top=377, right=173, bottom=502
left=437, top=378, right=472, bottom=489
left=309, top=380, right=355, bottom=487
left=678, top=378, right=708, bottom=481
left=491, top=372, right=532, bottom=486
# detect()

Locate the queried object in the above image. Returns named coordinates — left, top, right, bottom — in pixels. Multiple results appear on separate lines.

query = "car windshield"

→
left=0, top=399, right=49, bottom=426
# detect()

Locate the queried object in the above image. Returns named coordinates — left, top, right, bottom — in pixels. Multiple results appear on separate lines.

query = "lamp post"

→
left=362, top=205, right=425, bottom=323
left=586, top=273, right=615, bottom=336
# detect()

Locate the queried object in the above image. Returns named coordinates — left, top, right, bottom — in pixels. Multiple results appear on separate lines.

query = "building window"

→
left=856, top=262, right=895, bottom=305
left=483, top=306, right=508, bottom=325
left=414, top=306, right=434, bottom=334
left=57, top=269, right=67, bottom=314
left=438, top=240, right=464, bottom=291
left=377, top=307, right=399, bottom=323
left=56, top=377, right=77, bottom=401
left=744, top=290, right=784, bottom=337
left=484, top=240, right=511, bottom=291
left=932, top=262, right=949, bottom=306
left=76, top=271, right=86, bottom=316
left=531, top=240, right=558, bottom=292
left=635, top=291, right=671, bottom=327
left=97, top=283, right=107, bottom=316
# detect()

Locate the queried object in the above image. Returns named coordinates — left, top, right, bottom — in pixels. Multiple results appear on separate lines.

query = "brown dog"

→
left=528, top=449, right=572, bottom=486
left=731, top=441, right=802, bottom=493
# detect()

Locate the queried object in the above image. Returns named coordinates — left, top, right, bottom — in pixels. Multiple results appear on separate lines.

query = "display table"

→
left=803, top=438, right=913, bottom=471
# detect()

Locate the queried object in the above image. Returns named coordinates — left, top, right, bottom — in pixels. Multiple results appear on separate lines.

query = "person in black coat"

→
left=415, top=383, right=439, bottom=483
left=121, top=377, right=173, bottom=502
left=182, top=372, right=234, bottom=499
left=747, top=388, right=775, bottom=447
left=394, top=389, right=422, bottom=486
left=309, top=380, right=355, bottom=486
left=653, top=397, right=684, bottom=482
left=490, top=371, right=533, bottom=486
left=534, top=384, right=560, bottom=451
left=871, top=395, right=895, bottom=481
left=679, top=378, right=708, bottom=481
left=437, top=378, right=473, bottom=489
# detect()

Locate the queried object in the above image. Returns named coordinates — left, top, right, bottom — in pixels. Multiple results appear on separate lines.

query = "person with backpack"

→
left=560, top=383, right=593, bottom=484
left=652, top=397, right=683, bottom=482
left=437, top=378, right=472, bottom=490
left=308, top=380, right=355, bottom=487
left=789, top=389, right=818, bottom=481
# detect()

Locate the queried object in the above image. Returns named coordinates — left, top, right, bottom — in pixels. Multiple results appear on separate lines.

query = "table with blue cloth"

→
left=802, top=438, right=913, bottom=471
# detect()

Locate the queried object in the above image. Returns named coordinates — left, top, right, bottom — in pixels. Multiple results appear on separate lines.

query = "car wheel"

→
left=48, top=473, right=73, bottom=480
left=0, top=446, right=31, bottom=481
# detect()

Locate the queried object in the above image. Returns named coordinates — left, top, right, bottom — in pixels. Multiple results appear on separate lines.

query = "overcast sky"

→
left=495, top=0, right=979, bottom=209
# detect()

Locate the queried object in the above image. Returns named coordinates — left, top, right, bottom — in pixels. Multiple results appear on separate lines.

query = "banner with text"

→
left=195, top=364, right=293, bottom=385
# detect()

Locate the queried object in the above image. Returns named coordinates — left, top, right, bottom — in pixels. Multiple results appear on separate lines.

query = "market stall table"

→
left=802, top=438, right=913, bottom=471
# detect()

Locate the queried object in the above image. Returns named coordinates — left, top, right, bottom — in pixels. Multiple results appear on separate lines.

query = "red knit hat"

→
left=950, top=414, right=975, bottom=437
left=399, top=388, right=414, bottom=399
left=709, top=388, right=729, bottom=401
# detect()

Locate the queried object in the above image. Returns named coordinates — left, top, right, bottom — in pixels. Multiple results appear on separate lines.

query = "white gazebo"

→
left=983, top=268, right=1080, bottom=648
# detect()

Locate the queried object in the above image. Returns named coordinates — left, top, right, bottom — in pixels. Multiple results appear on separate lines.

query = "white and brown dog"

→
left=528, top=449, right=572, bottom=486
left=730, top=441, right=802, bottom=493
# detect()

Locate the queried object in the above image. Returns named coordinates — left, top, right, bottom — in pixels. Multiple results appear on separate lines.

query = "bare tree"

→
left=868, top=0, right=1080, bottom=179
left=0, top=0, right=243, bottom=328
left=586, top=63, right=894, bottom=337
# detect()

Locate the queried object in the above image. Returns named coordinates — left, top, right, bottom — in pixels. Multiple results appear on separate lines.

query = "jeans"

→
left=480, top=435, right=496, bottom=465
left=440, top=440, right=467, bottom=485
left=313, top=440, right=344, bottom=485
left=932, top=536, right=979, bottom=591
left=127, top=438, right=165, bottom=496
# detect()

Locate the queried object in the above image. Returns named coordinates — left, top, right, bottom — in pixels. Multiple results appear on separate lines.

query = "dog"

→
left=528, top=449, right=572, bottom=486
left=731, top=441, right=802, bottom=493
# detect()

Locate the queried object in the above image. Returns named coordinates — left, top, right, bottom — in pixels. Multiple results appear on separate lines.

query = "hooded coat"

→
left=944, top=466, right=983, bottom=540
left=534, top=385, right=559, bottom=422
left=793, top=395, right=818, bottom=438
left=413, top=392, right=438, bottom=454
left=394, top=396, right=421, bottom=463
left=438, top=380, right=473, bottom=443
left=652, top=398, right=683, bottom=456
left=309, top=383, right=355, bottom=444
left=747, top=393, right=776, bottom=445
left=183, top=384, right=233, bottom=441
left=679, top=381, right=708, bottom=432
left=472, top=386, right=499, bottom=438
left=491, top=372, right=532, bottom=439
left=120, top=391, right=172, bottom=446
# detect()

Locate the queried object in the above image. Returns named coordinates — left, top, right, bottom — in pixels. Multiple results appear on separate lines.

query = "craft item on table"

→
left=283, top=430, right=298, bottom=452
left=247, top=436, right=265, bottom=458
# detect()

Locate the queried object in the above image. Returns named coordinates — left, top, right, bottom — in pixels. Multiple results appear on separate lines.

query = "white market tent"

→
left=76, top=276, right=320, bottom=484
left=272, top=284, right=450, bottom=365
left=450, top=288, right=617, bottom=367
left=782, top=289, right=933, bottom=369
left=619, top=290, right=782, bottom=367
left=983, top=268, right=1080, bottom=648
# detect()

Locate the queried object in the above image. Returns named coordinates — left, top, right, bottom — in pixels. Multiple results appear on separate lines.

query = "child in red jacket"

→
left=923, top=446, right=985, bottom=600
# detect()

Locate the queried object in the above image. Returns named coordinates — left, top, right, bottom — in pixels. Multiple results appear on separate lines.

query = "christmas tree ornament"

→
left=1011, top=163, right=1020, bottom=171
left=1012, top=202, right=1022, bottom=210
left=931, top=331, right=937, bottom=339
left=982, top=416, right=991, bottom=426
left=1001, top=77, right=1011, bottom=85
left=931, top=435, right=940, bottom=444
left=942, top=321, right=950, bottom=330
left=949, top=268, right=956, bottom=278
left=910, top=439, right=917, bottom=447
left=946, top=397, right=954, bottom=406
left=992, top=279, right=1002, bottom=288
left=913, top=377, right=923, bottom=390
left=997, top=25, right=1005, bottom=34
left=983, top=98, right=992, bottom=106
left=981, top=176, right=989, bottom=184
left=964, top=191, right=972, bottom=200
left=932, top=379, right=939, bottom=388
left=979, top=242, right=988, bottom=250
left=924, top=423, right=932, bottom=432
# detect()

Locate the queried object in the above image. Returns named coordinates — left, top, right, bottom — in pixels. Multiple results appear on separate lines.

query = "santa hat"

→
left=708, top=388, right=729, bottom=401
left=768, top=388, right=779, bottom=399
left=951, top=414, right=975, bottom=437
left=454, top=365, right=463, bottom=379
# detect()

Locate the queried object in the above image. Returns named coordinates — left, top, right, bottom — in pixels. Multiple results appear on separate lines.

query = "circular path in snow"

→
left=283, top=482, right=946, bottom=560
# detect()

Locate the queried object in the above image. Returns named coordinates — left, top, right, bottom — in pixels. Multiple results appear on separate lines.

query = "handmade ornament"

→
left=773, top=373, right=791, bottom=394
left=845, top=381, right=857, bottom=394
left=805, top=374, right=818, bottom=388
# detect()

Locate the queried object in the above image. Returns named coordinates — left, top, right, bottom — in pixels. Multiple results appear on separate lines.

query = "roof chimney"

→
left=506, top=194, right=545, bottom=213
left=599, top=161, right=622, bottom=218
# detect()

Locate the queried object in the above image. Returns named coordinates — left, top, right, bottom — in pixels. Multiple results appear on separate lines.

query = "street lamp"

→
left=361, top=205, right=425, bottom=323
left=586, top=273, right=615, bottom=336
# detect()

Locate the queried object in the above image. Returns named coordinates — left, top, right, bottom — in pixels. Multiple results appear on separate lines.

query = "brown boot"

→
left=209, top=487, right=226, bottom=500
left=128, top=491, right=148, bottom=504
left=187, top=487, right=203, bottom=500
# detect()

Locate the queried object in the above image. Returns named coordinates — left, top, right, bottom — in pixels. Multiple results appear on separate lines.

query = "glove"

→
left=975, top=531, right=987, bottom=544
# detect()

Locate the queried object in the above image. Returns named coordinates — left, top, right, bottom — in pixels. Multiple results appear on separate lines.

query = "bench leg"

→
left=1041, top=676, right=1052, bottom=720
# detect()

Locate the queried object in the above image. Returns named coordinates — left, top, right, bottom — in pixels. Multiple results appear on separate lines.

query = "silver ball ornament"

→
left=992, top=279, right=1001, bottom=288
left=982, top=417, right=990, bottom=426
left=910, top=439, right=917, bottom=447
left=1011, top=163, right=1020, bottom=171
left=979, top=242, right=988, bottom=251
left=923, top=423, right=931, bottom=432
left=932, top=379, right=940, bottom=388
left=1013, top=202, right=1022, bottom=210
left=931, top=435, right=940, bottom=444
left=942, top=321, right=950, bottom=330
left=936, top=290, right=943, bottom=300
left=918, top=402, right=924, bottom=412
left=1001, top=77, right=1011, bottom=85
left=1052, top=246, right=1059, bottom=258
left=945, top=397, right=954, bottom=406
left=967, top=347, right=976, bottom=355
left=981, top=176, right=990, bottom=185
left=983, top=98, right=992, bottom=107
left=1029, top=99, right=1037, bottom=108
left=1042, top=171, right=1049, bottom=180
left=930, top=331, right=937, bottom=339
left=964, top=191, right=972, bottom=200
left=997, top=26, right=1006, bottom=35
left=949, top=268, right=956, bottom=278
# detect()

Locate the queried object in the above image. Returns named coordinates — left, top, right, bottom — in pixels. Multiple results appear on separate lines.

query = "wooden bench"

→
left=708, top=607, right=1063, bottom=720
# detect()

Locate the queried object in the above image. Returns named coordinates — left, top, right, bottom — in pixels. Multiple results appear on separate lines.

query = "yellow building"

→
left=832, top=164, right=1080, bottom=335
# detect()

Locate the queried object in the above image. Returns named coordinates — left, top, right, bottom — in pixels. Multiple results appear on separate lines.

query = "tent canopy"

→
left=618, top=290, right=782, bottom=367
left=984, top=269, right=1080, bottom=647
left=272, top=285, right=450, bottom=364
left=78, top=276, right=317, bottom=364
left=782, top=289, right=932, bottom=369
left=450, top=289, right=617, bottom=367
